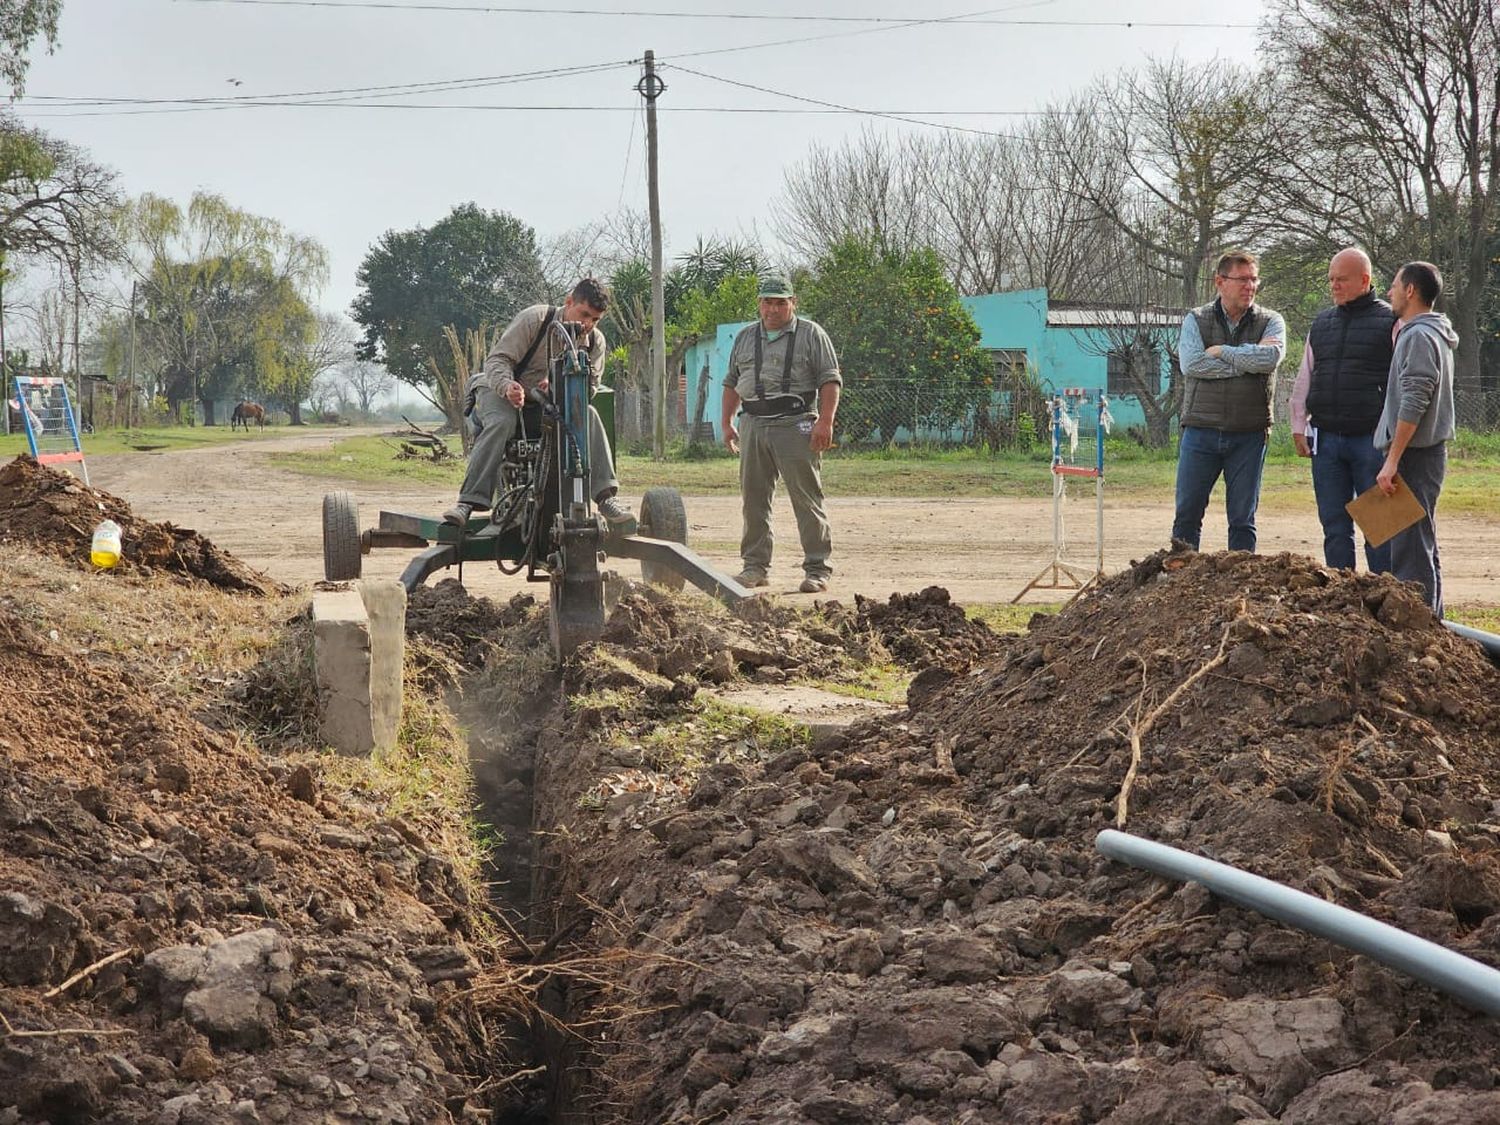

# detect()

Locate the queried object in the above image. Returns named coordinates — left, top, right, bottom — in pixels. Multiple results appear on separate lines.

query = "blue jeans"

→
left=1172, top=426, right=1268, bottom=552
left=1311, top=428, right=1391, bottom=572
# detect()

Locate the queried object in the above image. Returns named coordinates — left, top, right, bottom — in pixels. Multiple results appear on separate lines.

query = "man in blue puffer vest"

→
left=1289, top=247, right=1395, bottom=573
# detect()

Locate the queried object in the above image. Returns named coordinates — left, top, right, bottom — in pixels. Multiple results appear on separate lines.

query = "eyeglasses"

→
left=1219, top=274, right=1261, bottom=285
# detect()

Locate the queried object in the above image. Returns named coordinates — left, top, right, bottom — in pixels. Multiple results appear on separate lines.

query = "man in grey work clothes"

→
left=721, top=274, right=841, bottom=594
left=444, top=277, right=635, bottom=533
left=1375, top=261, right=1458, bottom=616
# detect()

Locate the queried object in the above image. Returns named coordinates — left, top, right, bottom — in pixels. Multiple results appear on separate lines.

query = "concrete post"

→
left=312, top=579, right=406, bottom=756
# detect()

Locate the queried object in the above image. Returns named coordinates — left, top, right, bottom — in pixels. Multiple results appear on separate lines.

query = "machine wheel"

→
left=322, top=490, right=362, bottom=581
left=637, top=486, right=688, bottom=591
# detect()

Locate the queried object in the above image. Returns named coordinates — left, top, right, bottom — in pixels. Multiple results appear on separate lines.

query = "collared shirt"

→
left=1179, top=307, right=1287, bottom=381
left=723, top=315, right=841, bottom=402
left=475, top=303, right=606, bottom=393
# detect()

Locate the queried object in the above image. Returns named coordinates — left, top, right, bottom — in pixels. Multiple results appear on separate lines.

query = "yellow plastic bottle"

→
left=90, top=519, right=122, bottom=569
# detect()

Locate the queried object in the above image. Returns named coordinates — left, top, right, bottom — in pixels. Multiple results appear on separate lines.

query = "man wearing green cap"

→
left=720, top=274, right=842, bottom=593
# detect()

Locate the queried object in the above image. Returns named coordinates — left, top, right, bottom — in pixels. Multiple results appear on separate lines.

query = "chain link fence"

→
left=834, top=375, right=1056, bottom=451
left=614, top=374, right=1057, bottom=452
left=1456, top=369, right=1500, bottom=431
left=614, top=363, right=1500, bottom=454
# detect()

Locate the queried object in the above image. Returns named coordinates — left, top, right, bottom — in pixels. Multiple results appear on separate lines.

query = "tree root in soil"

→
left=1111, top=600, right=1245, bottom=829
left=0, top=1010, right=134, bottom=1040
left=41, top=948, right=131, bottom=1000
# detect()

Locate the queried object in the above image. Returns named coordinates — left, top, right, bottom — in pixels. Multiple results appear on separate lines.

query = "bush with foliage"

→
left=798, top=237, right=992, bottom=446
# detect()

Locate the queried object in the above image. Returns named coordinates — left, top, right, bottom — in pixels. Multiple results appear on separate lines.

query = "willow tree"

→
left=120, top=192, right=327, bottom=423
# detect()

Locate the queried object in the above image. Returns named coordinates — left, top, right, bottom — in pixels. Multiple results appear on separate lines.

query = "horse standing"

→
left=231, top=402, right=267, bottom=431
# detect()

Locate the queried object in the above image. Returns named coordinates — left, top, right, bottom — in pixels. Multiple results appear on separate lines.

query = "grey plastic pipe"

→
left=1443, top=619, right=1500, bottom=665
left=1096, top=828, right=1500, bottom=1017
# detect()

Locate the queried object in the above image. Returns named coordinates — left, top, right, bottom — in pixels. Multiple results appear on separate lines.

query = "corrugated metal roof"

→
left=1045, top=308, right=1184, bottom=328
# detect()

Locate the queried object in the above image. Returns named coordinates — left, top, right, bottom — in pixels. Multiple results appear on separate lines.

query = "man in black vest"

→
left=1289, top=248, right=1394, bottom=572
left=1172, top=251, right=1286, bottom=552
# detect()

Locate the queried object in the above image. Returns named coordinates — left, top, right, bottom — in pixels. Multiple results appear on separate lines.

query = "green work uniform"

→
left=723, top=316, right=841, bottom=580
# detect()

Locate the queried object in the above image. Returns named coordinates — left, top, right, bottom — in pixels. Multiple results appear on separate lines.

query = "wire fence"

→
left=612, top=367, right=1500, bottom=454
left=1455, top=374, right=1500, bottom=431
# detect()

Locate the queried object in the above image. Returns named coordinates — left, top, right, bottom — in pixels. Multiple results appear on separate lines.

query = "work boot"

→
left=799, top=575, right=829, bottom=594
left=443, top=501, right=479, bottom=528
left=734, top=569, right=770, bottom=588
left=596, top=492, right=638, bottom=536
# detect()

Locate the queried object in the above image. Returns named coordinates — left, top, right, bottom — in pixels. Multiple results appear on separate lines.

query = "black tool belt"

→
left=740, top=393, right=808, bottom=418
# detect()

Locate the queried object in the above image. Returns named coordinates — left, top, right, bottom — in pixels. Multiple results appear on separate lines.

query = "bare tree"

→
left=0, top=115, right=121, bottom=269
left=306, top=370, right=339, bottom=419
left=1069, top=231, right=1188, bottom=447
left=773, top=130, right=937, bottom=266
left=1263, top=0, right=1500, bottom=426
left=339, top=357, right=394, bottom=416
left=1054, top=58, right=1281, bottom=309
left=539, top=207, right=657, bottom=294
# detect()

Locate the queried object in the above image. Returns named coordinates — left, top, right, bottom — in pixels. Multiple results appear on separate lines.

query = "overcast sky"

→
left=17, top=0, right=1268, bottom=321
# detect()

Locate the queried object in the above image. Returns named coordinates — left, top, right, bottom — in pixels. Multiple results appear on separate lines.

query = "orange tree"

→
left=797, top=236, right=991, bottom=447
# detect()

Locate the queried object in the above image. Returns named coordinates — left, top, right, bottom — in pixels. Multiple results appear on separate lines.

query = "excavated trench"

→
left=422, top=563, right=1500, bottom=1123
left=468, top=684, right=587, bottom=1123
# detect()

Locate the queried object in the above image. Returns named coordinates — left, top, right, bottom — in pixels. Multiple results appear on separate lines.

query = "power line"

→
left=24, top=57, right=637, bottom=109
left=657, top=5, right=1056, bottom=69
left=666, top=63, right=1022, bottom=140
left=28, top=6, right=1015, bottom=112
left=17, top=102, right=1048, bottom=119
left=178, top=0, right=1258, bottom=29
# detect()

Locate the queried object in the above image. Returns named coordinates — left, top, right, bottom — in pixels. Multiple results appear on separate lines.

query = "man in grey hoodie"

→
left=1375, top=261, right=1458, bottom=616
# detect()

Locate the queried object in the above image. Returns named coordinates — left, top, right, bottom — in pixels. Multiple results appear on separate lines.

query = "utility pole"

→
left=127, top=280, right=138, bottom=430
left=71, top=251, right=82, bottom=428
left=0, top=261, right=8, bottom=437
left=639, top=49, right=668, bottom=460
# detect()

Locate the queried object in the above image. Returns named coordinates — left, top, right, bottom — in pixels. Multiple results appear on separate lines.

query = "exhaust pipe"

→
left=1096, top=829, right=1500, bottom=1017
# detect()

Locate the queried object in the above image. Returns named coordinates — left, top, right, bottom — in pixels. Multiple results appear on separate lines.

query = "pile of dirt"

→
left=850, top=585, right=1004, bottom=671
left=0, top=455, right=285, bottom=595
left=501, top=553, right=1500, bottom=1122
left=0, top=593, right=523, bottom=1122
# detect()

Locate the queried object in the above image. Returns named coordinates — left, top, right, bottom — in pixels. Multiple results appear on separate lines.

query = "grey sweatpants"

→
left=457, top=384, right=618, bottom=508
left=1389, top=440, right=1446, bottom=618
left=738, top=412, right=832, bottom=579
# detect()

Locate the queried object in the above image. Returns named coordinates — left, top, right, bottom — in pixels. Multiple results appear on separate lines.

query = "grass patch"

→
left=633, top=696, right=809, bottom=776
left=1450, top=605, right=1500, bottom=634
left=273, top=432, right=469, bottom=485
left=0, top=545, right=289, bottom=717
left=266, top=423, right=1500, bottom=501
left=0, top=423, right=341, bottom=459
left=313, top=640, right=497, bottom=930
left=810, top=663, right=911, bottom=704
left=267, top=425, right=1500, bottom=515
left=967, top=601, right=1063, bottom=634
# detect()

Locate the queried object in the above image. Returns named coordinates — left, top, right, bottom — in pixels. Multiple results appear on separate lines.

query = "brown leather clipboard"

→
left=1346, top=476, right=1426, bottom=548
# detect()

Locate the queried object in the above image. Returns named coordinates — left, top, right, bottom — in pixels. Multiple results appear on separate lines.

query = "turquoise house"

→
left=683, top=289, right=1183, bottom=442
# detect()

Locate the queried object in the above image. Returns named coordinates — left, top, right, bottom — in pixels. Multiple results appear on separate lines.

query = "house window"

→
left=990, top=349, right=1028, bottom=384
left=1107, top=344, right=1161, bottom=397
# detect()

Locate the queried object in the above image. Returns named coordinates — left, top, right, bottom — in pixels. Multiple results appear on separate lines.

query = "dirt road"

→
left=87, top=428, right=1500, bottom=606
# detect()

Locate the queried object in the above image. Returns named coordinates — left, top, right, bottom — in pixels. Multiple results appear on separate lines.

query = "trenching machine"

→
left=320, top=318, right=752, bottom=659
